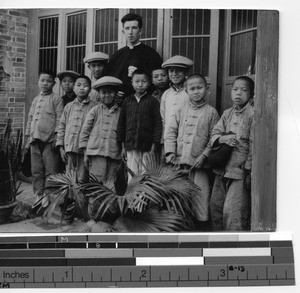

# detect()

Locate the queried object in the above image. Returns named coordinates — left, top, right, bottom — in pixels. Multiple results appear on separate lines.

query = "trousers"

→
left=66, top=152, right=89, bottom=183
left=189, top=168, right=211, bottom=222
left=30, top=140, right=60, bottom=197
left=89, top=155, right=120, bottom=183
left=210, top=174, right=250, bottom=231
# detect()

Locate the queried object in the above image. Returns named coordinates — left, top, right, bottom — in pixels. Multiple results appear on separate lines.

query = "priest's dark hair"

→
left=121, top=13, right=143, bottom=29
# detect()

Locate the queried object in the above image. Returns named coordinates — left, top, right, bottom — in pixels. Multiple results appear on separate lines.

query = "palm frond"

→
left=73, top=187, right=90, bottom=222
left=68, top=219, right=114, bottom=233
left=113, top=207, right=194, bottom=232
left=141, top=153, right=189, bottom=182
left=82, top=181, right=129, bottom=220
left=40, top=171, right=89, bottom=222
left=43, top=188, right=68, bottom=221
left=125, top=173, right=198, bottom=217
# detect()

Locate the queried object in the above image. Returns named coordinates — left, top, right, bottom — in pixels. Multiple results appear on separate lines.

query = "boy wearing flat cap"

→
left=79, top=76, right=122, bottom=183
left=57, top=70, right=80, bottom=107
left=56, top=75, right=96, bottom=183
left=160, top=55, right=194, bottom=149
left=83, top=52, right=109, bottom=104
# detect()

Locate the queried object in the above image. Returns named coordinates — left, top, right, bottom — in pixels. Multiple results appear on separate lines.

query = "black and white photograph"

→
left=1, top=1, right=300, bottom=292
left=0, top=7, right=278, bottom=233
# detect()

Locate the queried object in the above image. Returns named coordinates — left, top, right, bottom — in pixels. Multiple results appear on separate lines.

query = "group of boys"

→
left=25, top=13, right=254, bottom=232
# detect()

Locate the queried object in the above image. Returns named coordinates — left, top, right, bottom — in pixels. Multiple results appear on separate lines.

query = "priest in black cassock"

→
left=106, top=13, right=163, bottom=96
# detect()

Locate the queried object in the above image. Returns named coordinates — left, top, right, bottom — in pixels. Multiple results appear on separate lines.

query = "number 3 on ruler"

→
left=219, top=269, right=226, bottom=277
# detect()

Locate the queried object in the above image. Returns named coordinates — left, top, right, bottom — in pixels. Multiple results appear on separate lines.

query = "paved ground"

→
left=0, top=178, right=80, bottom=233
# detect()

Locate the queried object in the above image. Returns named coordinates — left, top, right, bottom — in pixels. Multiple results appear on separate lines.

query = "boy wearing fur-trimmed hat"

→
left=57, top=70, right=80, bottom=107
left=83, top=52, right=109, bottom=104
left=160, top=55, right=194, bottom=146
left=79, top=76, right=122, bottom=183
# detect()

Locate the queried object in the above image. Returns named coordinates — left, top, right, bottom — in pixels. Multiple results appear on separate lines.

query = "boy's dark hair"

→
left=186, top=73, right=207, bottom=86
left=151, top=67, right=167, bottom=76
left=132, top=69, right=150, bottom=81
left=38, top=70, right=56, bottom=81
left=233, top=75, right=255, bottom=98
left=121, top=13, right=143, bottom=28
left=75, top=75, right=92, bottom=88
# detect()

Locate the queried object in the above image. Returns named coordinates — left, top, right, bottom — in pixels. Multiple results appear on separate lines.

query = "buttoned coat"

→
left=56, top=97, right=96, bottom=154
left=165, top=100, right=220, bottom=166
left=210, top=102, right=254, bottom=179
left=25, top=92, right=64, bottom=143
left=160, top=84, right=189, bottom=142
left=79, top=103, right=121, bottom=160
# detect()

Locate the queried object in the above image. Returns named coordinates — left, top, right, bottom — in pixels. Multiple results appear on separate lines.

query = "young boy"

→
left=209, top=76, right=254, bottom=231
left=25, top=70, right=64, bottom=201
left=151, top=67, right=169, bottom=103
left=56, top=75, right=96, bottom=182
left=160, top=55, right=194, bottom=144
left=79, top=76, right=123, bottom=183
left=164, top=74, right=219, bottom=226
left=117, top=69, right=162, bottom=179
left=57, top=70, right=80, bottom=107
left=83, top=52, right=109, bottom=103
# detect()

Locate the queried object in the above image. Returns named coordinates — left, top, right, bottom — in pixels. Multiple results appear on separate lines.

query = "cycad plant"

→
left=38, top=153, right=206, bottom=232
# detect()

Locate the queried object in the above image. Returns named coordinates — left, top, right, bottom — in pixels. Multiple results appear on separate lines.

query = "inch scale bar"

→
left=0, top=233, right=295, bottom=288
left=0, top=264, right=295, bottom=288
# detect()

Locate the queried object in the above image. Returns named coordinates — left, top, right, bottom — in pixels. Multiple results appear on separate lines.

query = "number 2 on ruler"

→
left=141, top=270, right=147, bottom=278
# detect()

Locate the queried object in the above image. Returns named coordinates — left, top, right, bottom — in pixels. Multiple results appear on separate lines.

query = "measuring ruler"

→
left=0, top=233, right=295, bottom=288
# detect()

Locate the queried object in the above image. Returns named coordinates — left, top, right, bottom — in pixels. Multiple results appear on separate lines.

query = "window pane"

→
left=39, top=48, right=57, bottom=74
left=66, top=46, right=86, bottom=75
left=231, top=10, right=257, bottom=33
left=66, top=12, right=87, bottom=73
left=229, top=30, right=257, bottom=76
left=39, top=16, right=58, bottom=74
left=67, top=12, right=87, bottom=46
left=95, top=43, right=118, bottom=57
left=129, top=8, right=158, bottom=50
left=172, top=9, right=211, bottom=76
left=94, top=9, right=118, bottom=56
left=39, top=17, right=58, bottom=47
left=172, top=37, right=209, bottom=76
left=229, top=10, right=257, bottom=76
left=95, top=9, right=118, bottom=44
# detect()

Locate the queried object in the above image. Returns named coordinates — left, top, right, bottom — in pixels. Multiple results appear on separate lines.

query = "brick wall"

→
left=0, top=9, right=28, bottom=136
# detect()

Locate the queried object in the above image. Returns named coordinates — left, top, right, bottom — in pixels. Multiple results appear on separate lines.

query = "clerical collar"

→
left=127, top=42, right=141, bottom=49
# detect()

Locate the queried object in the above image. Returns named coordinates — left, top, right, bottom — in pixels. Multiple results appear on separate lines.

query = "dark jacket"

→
left=106, top=43, right=162, bottom=95
left=61, top=91, right=77, bottom=107
left=117, top=93, right=162, bottom=152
